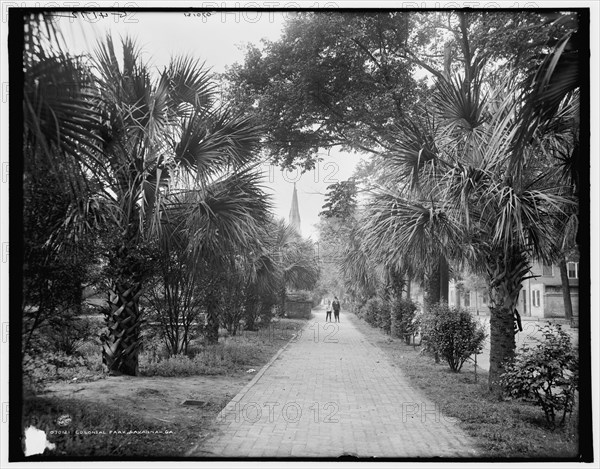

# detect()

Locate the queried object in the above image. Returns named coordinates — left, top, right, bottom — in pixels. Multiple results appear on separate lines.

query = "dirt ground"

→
left=33, top=318, right=308, bottom=455
left=40, top=373, right=256, bottom=452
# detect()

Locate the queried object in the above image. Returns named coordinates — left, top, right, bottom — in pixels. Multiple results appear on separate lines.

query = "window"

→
left=532, top=290, right=541, bottom=308
left=464, top=291, right=471, bottom=307
left=542, top=263, right=553, bottom=276
left=567, top=262, right=579, bottom=279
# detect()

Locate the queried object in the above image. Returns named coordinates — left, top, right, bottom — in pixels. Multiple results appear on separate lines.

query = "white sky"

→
left=54, top=11, right=362, bottom=241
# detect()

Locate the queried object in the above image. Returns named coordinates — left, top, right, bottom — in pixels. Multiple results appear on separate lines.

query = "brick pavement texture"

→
left=188, top=308, right=480, bottom=458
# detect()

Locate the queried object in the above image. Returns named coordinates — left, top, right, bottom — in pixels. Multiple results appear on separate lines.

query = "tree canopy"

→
left=225, top=11, right=574, bottom=170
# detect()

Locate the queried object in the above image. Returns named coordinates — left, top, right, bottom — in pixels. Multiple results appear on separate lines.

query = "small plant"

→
left=419, top=303, right=487, bottom=372
left=501, top=323, right=578, bottom=429
left=141, top=342, right=259, bottom=376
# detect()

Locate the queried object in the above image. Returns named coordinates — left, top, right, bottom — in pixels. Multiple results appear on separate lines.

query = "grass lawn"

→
left=22, top=317, right=307, bottom=459
left=351, top=314, right=580, bottom=459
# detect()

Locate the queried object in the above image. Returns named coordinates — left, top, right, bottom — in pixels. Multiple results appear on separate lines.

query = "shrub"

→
left=419, top=303, right=487, bottom=372
left=377, top=301, right=391, bottom=334
left=30, top=313, right=101, bottom=357
left=23, top=350, right=104, bottom=392
left=259, top=304, right=276, bottom=325
left=362, top=297, right=382, bottom=327
left=390, top=297, right=418, bottom=343
left=349, top=301, right=362, bottom=316
left=501, top=323, right=578, bottom=429
left=286, top=290, right=315, bottom=305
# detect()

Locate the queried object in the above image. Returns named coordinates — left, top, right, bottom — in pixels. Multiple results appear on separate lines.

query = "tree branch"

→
left=351, top=38, right=383, bottom=71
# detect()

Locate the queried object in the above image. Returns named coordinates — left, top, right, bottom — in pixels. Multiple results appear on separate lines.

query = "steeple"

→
left=289, top=182, right=302, bottom=236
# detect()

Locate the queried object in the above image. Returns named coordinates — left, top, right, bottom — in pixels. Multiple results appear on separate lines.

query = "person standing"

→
left=332, top=296, right=341, bottom=323
left=325, top=299, right=332, bottom=322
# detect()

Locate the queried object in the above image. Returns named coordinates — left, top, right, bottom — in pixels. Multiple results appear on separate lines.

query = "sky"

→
left=54, top=11, right=362, bottom=241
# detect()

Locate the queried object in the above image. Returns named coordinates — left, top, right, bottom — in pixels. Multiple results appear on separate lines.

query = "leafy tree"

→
left=225, top=12, right=425, bottom=169
left=226, top=11, right=567, bottom=170
left=320, top=180, right=358, bottom=220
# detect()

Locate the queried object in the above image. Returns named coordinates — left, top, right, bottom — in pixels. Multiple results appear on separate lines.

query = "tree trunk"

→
left=280, top=284, right=286, bottom=316
left=424, top=254, right=449, bottom=309
left=439, top=255, right=449, bottom=303
left=424, top=264, right=441, bottom=310
left=205, top=293, right=219, bottom=344
left=406, top=273, right=412, bottom=300
left=102, top=281, right=144, bottom=376
left=487, top=252, right=530, bottom=394
left=559, top=258, right=573, bottom=321
left=488, top=303, right=515, bottom=394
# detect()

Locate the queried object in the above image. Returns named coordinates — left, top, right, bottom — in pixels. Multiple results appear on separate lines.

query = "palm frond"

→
left=163, top=55, right=216, bottom=111
left=174, top=107, right=263, bottom=179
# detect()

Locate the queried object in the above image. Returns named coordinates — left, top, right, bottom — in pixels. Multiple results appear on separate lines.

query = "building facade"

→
left=448, top=259, right=579, bottom=319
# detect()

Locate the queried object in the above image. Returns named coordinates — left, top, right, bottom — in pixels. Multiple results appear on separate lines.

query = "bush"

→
left=362, top=297, right=382, bottom=327
left=23, top=350, right=105, bottom=392
left=286, top=290, right=314, bottom=304
left=390, top=297, right=418, bottom=343
left=377, top=301, right=391, bottom=334
left=48, top=315, right=100, bottom=355
left=358, top=297, right=392, bottom=333
left=27, top=312, right=101, bottom=358
left=419, top=303, right=487, bottom=372
left=501, top=323, right=578, bottom=429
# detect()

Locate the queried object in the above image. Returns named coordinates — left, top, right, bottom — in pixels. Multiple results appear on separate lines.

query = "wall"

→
left=286, top=301, right=312, bottom=319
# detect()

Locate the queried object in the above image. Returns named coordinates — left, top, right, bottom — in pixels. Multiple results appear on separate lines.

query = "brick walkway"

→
left=188, top=308, right=479, bottom=458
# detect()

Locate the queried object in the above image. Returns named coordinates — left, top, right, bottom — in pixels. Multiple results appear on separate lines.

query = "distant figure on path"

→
left=332, top=296, right=341, bottom=323
left=325, top=299, right=332, bottom=322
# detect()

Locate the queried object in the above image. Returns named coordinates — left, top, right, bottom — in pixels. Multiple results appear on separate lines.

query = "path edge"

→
left=185, top=318, right=311, bottom=456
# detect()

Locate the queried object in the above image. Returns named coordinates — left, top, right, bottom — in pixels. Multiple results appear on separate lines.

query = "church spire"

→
left=289, top=182, right=302, bottom=236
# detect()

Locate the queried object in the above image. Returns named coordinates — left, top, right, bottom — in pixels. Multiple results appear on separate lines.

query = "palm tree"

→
left=170, top=168, right=271, bottom=344
left=359, top=51, right=576, bottom=392
left=270, top=219, right=320, bottom=314
left=23, top=15, right=269, bottom=374
left=146, top=166, right=270, bottom=352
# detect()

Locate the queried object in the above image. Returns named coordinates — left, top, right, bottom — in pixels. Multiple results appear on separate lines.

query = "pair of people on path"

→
left=325, top=296, right=341, bottom=323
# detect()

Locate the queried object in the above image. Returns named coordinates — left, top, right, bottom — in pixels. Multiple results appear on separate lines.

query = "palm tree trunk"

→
left=559, top=258, right=573, bottom=321
left=488, top=302, right=515, bottom=394
left=280, top=284, right=286, bottom=317
left=424, top=265, right=441, bottom=310
left=487, top=252, right=529, bottom=394
left=425, top=254, right=449, bottom=308
left=439, top=255, right=449, bottom=303
left=102, top=281, right=144, bottom=376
